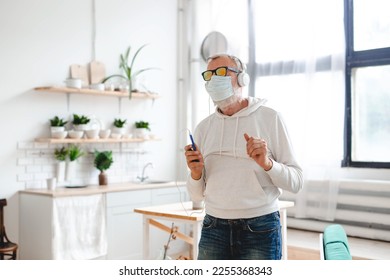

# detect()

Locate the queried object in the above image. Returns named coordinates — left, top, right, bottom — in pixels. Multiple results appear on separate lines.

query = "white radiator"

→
left=280, top=179, right=390, bottom=242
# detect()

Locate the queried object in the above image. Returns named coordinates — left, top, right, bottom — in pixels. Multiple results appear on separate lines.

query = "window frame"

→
left=341, top=0, right=390, bottom=168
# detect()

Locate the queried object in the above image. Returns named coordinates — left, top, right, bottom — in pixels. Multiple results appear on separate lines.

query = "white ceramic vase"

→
left=66, top=161, right=77, bottom=182
left=56, top=161, right=66, bottom=182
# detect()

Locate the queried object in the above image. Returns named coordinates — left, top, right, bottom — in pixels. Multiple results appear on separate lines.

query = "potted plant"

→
left=54, top=146, right=68, bottom=182
left=135, top=120, right=150, bottom=139
left=94, top=150, right=114, bottom=186
left=66, top=145, right=84, bottom=181
left=72, top=114, right=90, bottom=131
left=112, top=118, right=127, bottom=135
left=49, top=116, right=68, bottom=138
left=50, top=116, right=68, bottom=132
left=100, top=44, right=157, bottom=99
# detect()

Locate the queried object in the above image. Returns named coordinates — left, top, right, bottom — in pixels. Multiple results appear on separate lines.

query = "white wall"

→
left=0, top=0, right=179, bottom=243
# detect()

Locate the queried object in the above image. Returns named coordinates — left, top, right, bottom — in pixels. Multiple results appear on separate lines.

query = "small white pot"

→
left=112, top=127, right=126, bottom=135
left=73, top=124, right=89, bottom=131
left=90, top=83, right=105, bottom=91
left=51, top=126, right=65, bottom=133
left=64, top=78, right=82, bottom=89
left=99, top=129, right=111, bottom=139
left=85, top=129, right=100, bottom=139
left=135, top=128, right=149, bottom=139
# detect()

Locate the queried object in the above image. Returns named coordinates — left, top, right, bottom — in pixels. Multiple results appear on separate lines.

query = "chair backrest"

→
left=321, top=224, right=352, bottom=260
left=0, top=199, right=7, bottom=242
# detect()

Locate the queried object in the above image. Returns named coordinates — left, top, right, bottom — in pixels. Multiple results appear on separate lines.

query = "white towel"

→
left=52, top=194, right=107, bottom=260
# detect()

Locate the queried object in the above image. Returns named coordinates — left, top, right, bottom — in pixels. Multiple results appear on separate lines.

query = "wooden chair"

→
left=0, top=199, right=18, bottom=260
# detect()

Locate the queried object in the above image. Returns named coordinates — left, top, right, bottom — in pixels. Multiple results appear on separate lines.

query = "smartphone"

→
left=189, top=132, right=199, bottom=162
left=189, top=133, right=197, bottom=151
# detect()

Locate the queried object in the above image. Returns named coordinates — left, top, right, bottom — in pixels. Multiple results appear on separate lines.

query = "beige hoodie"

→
left=187, top=97, right=303, bottom=219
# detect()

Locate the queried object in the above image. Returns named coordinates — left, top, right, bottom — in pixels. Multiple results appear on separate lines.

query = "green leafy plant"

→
left=50, top=116, right=68, bottom=127
left=135, top=121, right=150, bottom=131
left=101, top=44, right=157, bottom=99
left=68, top=145, right=84, bottom=161
left=113, top=118, right=127, bottom=128
left=72, top=114, right=90, bottom=125
left=94, top=150, right=114, bottom=172
left=54, top=147, right=68, bottom=161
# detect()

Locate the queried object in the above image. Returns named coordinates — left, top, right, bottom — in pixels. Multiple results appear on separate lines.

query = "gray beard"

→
left=214, top=87, right=242, bottom=110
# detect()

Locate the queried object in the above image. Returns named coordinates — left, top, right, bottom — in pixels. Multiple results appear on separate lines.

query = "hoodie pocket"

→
left=205, top=168, right=268, bottom=210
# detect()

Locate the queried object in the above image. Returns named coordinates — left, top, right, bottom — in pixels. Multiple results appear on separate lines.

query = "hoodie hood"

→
left=215, top=96, right=267, bottom=118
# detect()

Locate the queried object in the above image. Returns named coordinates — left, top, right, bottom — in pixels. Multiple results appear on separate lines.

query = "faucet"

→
left=137, top=162, right=153, bottom=182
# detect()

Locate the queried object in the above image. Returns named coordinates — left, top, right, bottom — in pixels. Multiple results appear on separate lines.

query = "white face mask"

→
left=205, top=75, right=234, bottom=102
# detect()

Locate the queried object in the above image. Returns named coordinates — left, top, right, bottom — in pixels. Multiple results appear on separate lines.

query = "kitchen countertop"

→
left=19, top=181, right=187, bottom=197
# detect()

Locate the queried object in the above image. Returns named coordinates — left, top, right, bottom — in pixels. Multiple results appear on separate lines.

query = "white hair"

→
left=207, top=54, right=244, bottom=72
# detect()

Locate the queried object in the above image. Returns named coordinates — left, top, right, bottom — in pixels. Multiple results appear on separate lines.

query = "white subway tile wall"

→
left=17, top=141, right=149, bottom=189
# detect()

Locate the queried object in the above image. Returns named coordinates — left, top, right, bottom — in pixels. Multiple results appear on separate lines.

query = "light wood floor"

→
left=287, top=228, right=390, bottom=260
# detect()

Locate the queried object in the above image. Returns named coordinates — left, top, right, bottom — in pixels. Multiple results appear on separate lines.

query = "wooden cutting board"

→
left=89, top=60, right=106, bottom=84
left=70, top=64, right=89, bottom=85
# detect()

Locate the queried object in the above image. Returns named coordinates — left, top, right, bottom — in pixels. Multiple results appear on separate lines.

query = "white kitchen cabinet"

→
left=19, top=183, right=188, bottom=260
left=19, top=194, right=54, bottom=259
left=106, top=186, right=188, bottom=260
left=106, top=189, right=152, bottom=260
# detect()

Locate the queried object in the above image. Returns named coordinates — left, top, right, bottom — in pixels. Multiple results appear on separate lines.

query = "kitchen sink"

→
left=133, top=180, right=173, bottom=185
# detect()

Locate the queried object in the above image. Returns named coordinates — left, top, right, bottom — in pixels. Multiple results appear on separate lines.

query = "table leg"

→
left=143, top=216, right=150, bottom=259
left=280, top=209, right=288, bottom=260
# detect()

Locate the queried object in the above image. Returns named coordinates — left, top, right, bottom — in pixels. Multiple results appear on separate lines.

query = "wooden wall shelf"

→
left=34, top=86, right=160, bottom=99
left=35, top=137, right=161, bottom=144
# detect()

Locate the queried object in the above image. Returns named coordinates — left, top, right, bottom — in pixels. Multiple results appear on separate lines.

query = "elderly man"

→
left=184, top=54, right=303, bottom=260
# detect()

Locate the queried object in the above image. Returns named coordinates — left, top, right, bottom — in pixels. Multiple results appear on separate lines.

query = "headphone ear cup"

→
left=237, top=72, right=250, bottom=87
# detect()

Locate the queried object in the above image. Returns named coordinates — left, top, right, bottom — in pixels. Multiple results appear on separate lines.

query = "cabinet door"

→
left=151, top=186, right=188, bottom=205
left=149, top=186, right=190, bottom=259
left=106, top=190, right=152, bottom=260
left=19, top=194, right=53, bottom=259
left=106, top=186, right=189, bottom=260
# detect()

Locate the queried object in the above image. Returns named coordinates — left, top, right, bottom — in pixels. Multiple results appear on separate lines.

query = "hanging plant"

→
left=54, top=147, right=68, bottom=161
left=68, top=145, right=84, bottom=161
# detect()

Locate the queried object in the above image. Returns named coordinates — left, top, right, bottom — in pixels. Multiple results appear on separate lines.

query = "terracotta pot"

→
left=99, top=171, right=108, bottom=186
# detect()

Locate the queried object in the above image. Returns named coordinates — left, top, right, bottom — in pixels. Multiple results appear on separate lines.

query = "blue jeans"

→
left=197, top=212, right=282, bottom=260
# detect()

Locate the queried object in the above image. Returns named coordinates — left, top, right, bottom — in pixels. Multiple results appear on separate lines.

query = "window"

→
left=248, top=0, right=345, bottom=171
left=190, top=0, right=389, bottom=173
left=342, top=0, right=390, bottom=168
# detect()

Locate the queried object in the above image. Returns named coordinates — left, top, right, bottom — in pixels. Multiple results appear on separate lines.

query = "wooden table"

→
left=134, top=200, right=294, bottom=260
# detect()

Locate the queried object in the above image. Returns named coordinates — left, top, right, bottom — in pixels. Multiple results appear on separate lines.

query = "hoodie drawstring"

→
left=219, top=119, right=225, bottom=156
left=233, top=117, right=239, bottom=158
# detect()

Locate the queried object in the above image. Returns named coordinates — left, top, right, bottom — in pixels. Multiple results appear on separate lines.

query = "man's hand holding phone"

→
left=185, top=133, right=204, bottom=180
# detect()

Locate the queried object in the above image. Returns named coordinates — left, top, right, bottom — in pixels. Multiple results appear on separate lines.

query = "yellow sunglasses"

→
left=201, top=66, right=239, bottom=81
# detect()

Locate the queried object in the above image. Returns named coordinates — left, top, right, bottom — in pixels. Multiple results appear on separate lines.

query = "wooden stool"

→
left=0, top=199, right=18, bottom=260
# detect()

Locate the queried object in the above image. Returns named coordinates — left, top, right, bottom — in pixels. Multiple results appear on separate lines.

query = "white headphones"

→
left=232, top=55, right=251, bottom=87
